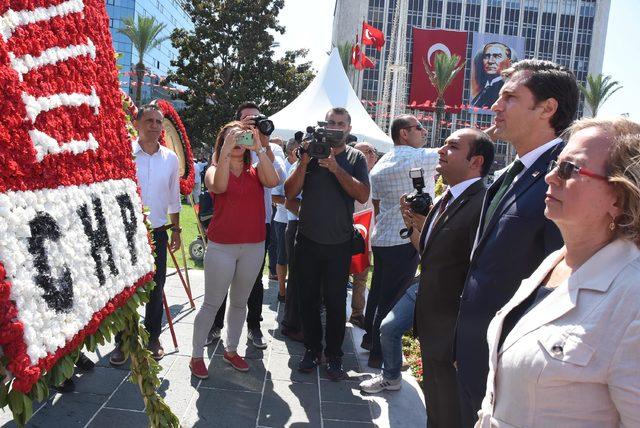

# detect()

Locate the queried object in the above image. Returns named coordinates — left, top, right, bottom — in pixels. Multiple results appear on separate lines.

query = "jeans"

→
left=380, top=281, right=418, bottom=380
left=144, top=229, right=168, bottom=340
left=364, top=244, right=419, bottom=357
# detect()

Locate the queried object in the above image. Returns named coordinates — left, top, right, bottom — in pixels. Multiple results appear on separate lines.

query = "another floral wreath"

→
left=153, top=99, right=196, bottom=195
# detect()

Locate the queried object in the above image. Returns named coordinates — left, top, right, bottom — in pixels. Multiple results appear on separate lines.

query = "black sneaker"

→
left=326, top=359, right=345, bottom=381
left=76, top=352, right=95, bottom=371
left=298, top=349, right=319, bottom=373
left=54, top=378, right=75, bottom=393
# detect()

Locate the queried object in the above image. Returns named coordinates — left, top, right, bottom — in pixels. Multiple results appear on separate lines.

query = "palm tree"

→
left=578, top=73, right=622, bottom=117
left=423, top=52, right=465, bottom=145
left=118, top=15, right=169, bottom=106
left=335, top=41, right=354, bottom=73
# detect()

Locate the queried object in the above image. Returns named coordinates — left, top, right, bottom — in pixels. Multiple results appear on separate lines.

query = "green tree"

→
left=335, top=41, right=354, bottom=73
left=168, top=0, right=315, bottom=150
left=578, top=73, right=622, bottom=117
left=423, top=52, right=465, bottom=145
left=118, top=15, right=169, bottom=106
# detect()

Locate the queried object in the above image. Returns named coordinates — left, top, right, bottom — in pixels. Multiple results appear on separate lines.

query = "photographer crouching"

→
left=285, top=107, right=370, bottom=380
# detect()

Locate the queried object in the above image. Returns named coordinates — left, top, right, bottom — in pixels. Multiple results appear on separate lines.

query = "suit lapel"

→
left=473, top=142, right=564, bottom=258
left=422, top=180, right=484, bottom=255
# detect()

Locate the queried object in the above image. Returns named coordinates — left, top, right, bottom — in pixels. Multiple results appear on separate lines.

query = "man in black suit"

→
left=388, top=128, right=493, bottom=426
left=455, top=60, right=579, bottom=426
left=471, top=42, right=512, bottom=109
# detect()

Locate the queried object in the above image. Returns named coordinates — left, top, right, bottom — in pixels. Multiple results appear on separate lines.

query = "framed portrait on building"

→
left=469, top=33, right=526, bottom=113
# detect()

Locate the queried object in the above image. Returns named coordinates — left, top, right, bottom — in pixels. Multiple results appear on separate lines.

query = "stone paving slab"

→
left=0, top=269, right=427, bottom=427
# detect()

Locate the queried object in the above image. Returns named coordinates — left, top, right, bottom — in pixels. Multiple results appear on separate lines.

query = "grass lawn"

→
left=167, top=201, right=205, bottom=270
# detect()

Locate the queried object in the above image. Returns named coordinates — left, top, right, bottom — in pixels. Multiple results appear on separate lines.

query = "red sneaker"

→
left=223, top=352, right=249, bottom=372
left=190, top=357, right=209, bottom=379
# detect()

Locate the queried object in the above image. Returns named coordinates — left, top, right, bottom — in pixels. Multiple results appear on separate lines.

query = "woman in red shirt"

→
left=190, top=121, right=279, bottom=378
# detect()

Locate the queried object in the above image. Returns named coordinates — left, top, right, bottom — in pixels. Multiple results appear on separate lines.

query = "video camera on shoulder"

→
left=405, top=168, right=433, bottom=216
left=297, top=121, right=344, bottom=159
left=248, top=114, right=275, bottom=136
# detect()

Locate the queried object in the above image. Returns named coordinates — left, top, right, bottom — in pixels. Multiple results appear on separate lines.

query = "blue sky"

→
left=274, top=0, right=638, bottom=120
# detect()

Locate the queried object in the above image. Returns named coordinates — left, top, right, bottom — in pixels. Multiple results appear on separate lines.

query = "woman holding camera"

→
left=190, top=121, right=279, bottom=378
left=476, top=117, right=640, bottom=426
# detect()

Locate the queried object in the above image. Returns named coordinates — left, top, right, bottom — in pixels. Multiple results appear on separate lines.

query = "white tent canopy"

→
left=271, top=49, right=393, bottom=153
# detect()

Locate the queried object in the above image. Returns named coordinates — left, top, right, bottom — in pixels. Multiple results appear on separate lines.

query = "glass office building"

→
left=106, top=0, right=192, bottom=104
left=334, top=0, right=610, bottom=167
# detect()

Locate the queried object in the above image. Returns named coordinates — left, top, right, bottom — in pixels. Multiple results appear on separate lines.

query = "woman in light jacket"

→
left=477, top=117, right=640, bottom=427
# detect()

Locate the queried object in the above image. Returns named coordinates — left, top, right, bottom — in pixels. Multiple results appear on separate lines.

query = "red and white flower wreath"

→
left=0, top=0, right=154, bottom=393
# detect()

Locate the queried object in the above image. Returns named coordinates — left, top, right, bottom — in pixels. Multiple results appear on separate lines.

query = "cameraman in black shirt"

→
left=285, top=107, right=370, bottom=380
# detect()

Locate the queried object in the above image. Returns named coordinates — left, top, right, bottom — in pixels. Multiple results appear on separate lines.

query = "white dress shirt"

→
left=133, top=140, right=181, bottom=229
left=252, top=143, right=286, bottom=224
left=370, top=145, right=439, bottom=247
left=511, top=137, right=562, bottom=183
left=424, top=177, right=481, bottom=244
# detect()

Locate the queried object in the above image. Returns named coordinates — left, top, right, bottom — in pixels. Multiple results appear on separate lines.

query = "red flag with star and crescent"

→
left=408, top=28, right=467, bottom=112
left=362, top=22, right=385, bottom=51
left=350, top=209, right=374, bottom=274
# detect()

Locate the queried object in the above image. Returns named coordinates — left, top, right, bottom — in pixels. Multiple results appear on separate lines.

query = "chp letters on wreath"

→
left=0, top=0, right=155, bottom=394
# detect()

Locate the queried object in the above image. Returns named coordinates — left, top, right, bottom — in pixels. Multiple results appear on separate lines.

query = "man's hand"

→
left=169, top=230, right=181, bottom=252
left=400, top=195, right=427, bottom=232
left=318, top=148, right=339, bottom=174
left=240, top=116, right=269, bottom=147
left=298, top=141, right=311, bottom=166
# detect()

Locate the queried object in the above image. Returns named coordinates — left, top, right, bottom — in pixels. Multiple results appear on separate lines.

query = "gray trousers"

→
left=192, top=241, right=264, bottom=358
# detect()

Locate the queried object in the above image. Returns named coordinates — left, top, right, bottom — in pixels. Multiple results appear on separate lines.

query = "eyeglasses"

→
left=547, top=160, right=608, bottom=182
left=404, top=124, right=424, bottom=131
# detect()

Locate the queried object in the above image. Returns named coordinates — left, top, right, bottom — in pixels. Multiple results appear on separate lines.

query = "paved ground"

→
left=1, top=269, right=426, bottom=427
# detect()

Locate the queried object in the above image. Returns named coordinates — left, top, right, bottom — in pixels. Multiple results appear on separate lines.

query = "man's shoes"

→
left=277, top=293, right=286, bottom=303
left=76, top=352, right=95, bottom=371
left=109, top=344, right=127, bottom=366
left=325, top=359, right=345, bottom=381
left=281, top=328, right=304, bottom=343
left=360, top=336, right=372, bottom=351
left=298, top=349, right=319, bottom=373
left=54, top=378, right=75, bottom=393
left=359, top=374, right=402, bottom=394
left=348, top=314, right=365, bottom=329
left=205, top=326, right=222, bottom=346
left=248, top=328, right=267, bottom=349
left=368, top=354, right=383, bottom=369
left=223, top=352, right=250, bottom=372
left=189, top=357, right=209, bottom=379
left=147, top=338, right=165, bottom=360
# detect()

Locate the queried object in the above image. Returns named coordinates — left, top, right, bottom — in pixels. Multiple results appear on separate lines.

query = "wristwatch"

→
left=170, top=225, right=182, bottom=233
left=257, top=146, right=267, bottom=155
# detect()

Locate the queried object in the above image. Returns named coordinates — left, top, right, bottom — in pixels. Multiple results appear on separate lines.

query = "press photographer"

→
left=285, top=107, right=369, bottom=380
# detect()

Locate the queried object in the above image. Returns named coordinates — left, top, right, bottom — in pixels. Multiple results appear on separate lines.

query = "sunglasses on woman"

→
left=547, top=160, right=608, bottom=181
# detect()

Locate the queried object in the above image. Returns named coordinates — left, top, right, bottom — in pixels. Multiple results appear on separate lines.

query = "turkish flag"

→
left=350, top=209, right=373, bottom=274
left=408, top=28, right=467, bottom=113
left=361, top=52, right=375, bottom=69
left=351, top=44, right=363, bottom=70
left=362, top=22, right=385, bottom=51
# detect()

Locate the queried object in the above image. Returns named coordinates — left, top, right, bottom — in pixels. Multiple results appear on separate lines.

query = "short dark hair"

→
left=465, top=129, right=495, bottom=177
left=502, top=59, right=578, bottom=136
left=326, top=107, right=351, bottom=124
left=136, top=104, right=163, bottom=121
left=235, top=101, right=260, bottom=120
left=390, top=115, right=414, bottom=143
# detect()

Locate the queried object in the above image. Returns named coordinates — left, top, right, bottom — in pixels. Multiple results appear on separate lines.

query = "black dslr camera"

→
left=248, top=114, right=275, bottom=136
left=400, top=168, right=433, bottom=239
left=297, top=121, right=344, bottom=159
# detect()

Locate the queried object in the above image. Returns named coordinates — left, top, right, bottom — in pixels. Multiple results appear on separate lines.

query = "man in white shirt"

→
left=361, top=115, right=438, bottom=369
left=110, top=104, right=181, bottom=364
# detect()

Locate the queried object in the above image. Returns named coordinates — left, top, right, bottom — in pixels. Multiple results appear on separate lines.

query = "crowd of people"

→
left=107, top=59, right=639, bottom=427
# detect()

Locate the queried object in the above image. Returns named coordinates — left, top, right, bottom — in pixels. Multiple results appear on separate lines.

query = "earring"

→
left=609, top=220, right=616, bottom=231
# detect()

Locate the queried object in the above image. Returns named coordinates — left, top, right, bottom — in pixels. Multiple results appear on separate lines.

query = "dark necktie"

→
left=436, top=190, right=452, bottom=218
left=484, top=160, right=525, bottom=230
